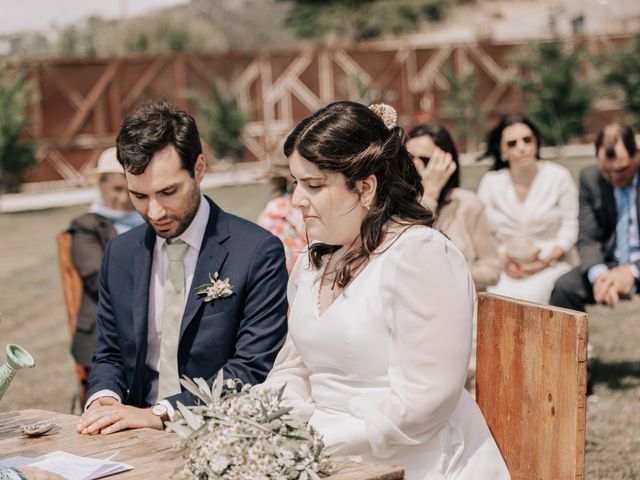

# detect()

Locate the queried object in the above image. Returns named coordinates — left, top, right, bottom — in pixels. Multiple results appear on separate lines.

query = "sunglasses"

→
left=416, top=155, right=431, bottom=164
left=505, top=136, right=534, bottom=149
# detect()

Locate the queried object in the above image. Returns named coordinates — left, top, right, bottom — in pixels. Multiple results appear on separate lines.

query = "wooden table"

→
left=0, top=410, right=404, bottom=479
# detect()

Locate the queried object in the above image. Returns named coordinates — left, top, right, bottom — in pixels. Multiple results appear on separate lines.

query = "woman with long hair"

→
left=259, top=102, right=509, bottom=479
left=406, top=123, right=500, bottom=291
left=477, top=114, right=578, bottom=304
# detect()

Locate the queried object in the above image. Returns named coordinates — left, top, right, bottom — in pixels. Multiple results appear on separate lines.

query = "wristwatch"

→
left=151, top=403, right=170, bottom=423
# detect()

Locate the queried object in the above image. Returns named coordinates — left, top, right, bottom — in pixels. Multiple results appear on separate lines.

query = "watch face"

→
left=152, top=404, right=167, bottom=416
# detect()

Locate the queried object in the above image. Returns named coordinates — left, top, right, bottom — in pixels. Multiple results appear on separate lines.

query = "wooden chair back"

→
left=56, top=232, right=88, bottom=411
left=57, top=232, right=83, bottom=338
left=476, top=293, right=588, bottom=480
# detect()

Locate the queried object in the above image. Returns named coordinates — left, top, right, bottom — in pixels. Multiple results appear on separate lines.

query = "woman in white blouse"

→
left=260, top=101, right=509, bottom=479
left=477, top=114, right=578, bottom=304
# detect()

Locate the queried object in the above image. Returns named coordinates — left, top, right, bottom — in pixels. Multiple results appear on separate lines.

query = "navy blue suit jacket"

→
left=86, top=196, right=289, bottom=407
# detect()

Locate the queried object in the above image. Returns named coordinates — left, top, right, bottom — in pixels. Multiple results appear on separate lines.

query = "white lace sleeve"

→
left=318, top=232, right=475, bottom=457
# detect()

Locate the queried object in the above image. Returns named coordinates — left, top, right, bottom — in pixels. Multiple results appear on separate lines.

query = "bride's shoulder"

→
left=381, top=224, right=464, bottom=264
left=386, top=224, right=447, bottom=248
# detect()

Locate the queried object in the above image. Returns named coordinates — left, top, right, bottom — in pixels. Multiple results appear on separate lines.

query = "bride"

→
left=260, top=101, right=509, bottom=479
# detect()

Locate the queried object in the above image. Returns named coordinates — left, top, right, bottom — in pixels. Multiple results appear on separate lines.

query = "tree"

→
left=441, top=66, right=484, bottom=152
left=511, top=34, right=592, bottom=146
left=194, top=84, right=249, bottom=164
left=0, top=64, right=35, bottom=192
left=283, top=0, right=460, bottom=42
left=604, top=35, right=640, bottom=130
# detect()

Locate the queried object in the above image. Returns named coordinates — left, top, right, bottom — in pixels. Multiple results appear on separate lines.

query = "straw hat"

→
left=86, top=147, right=125, bottom=183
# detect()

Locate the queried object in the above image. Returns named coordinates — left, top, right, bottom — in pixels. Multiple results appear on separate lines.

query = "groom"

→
left=78, top=100, right=288, bottom=435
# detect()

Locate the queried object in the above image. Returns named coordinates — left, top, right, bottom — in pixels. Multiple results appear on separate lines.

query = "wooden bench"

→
left=56, top=231, right=89, bottom=413
left=476, top=292, right=588, bottom=480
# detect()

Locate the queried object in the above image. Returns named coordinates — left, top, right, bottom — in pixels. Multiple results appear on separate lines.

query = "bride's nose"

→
left=291, top=184, right=308, bottom=209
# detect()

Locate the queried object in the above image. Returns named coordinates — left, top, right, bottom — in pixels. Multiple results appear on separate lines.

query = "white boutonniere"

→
left=194, top=272, right=233, bottom=302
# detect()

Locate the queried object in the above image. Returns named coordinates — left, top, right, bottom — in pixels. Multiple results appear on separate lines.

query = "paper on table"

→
left=0, top=451, right=133, bottom=480
left=0, top=456, right=33, bottom=469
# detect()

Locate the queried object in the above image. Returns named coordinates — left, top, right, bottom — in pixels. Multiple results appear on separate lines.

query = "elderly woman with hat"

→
left=67, top=147, right=143, bottom=370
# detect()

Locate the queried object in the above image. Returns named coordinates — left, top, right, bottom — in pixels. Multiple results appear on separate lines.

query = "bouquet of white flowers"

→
left=166, top=372, right=334, bottom=479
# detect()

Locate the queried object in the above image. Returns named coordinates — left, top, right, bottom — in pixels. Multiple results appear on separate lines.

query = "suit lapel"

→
left=180, top=198, right=230, bottom=340
left=133, top=227, right=155, bottom=356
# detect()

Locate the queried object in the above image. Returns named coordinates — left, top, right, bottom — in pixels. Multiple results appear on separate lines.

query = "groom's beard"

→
left=146, top=185, right=201, bottom=239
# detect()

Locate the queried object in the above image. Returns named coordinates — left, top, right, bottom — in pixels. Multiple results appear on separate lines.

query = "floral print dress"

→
left=257, top=194, right=307, bottom=273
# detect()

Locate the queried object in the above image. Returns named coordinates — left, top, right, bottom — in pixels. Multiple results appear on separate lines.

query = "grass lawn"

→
left=0, top=174, right=638, bottom=478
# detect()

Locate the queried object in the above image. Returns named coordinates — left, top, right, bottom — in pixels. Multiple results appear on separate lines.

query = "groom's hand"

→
left=77, top=403, right=163, bottom=435
left=86, top=396, right=119, bottom=410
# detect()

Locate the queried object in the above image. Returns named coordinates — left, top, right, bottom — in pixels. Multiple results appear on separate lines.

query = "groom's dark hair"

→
left=116, top=99, right=202, bottom=176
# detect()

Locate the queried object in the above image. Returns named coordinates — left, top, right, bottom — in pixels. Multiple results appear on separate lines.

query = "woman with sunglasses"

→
left=406, top=123, right=501, bottom=292
left=477, top=114, right=578, bottom=304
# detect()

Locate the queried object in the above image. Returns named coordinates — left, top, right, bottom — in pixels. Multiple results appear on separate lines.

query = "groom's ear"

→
left=194, top=154, right=207, bottom=182
left=356, top=174, right=377, bottom=206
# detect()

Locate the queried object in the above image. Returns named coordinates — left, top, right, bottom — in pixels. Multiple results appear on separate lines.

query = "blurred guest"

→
left=67, top=147, right=143, bottom=369
left=257, top=159, right=306, bottom=273
left=0, top=466, right=65, bottom=479
left=406, top=123, right=501, bottom=291
left=478, top=114, right=578, bottom=304
left=551, top=122, right=640, bottom=311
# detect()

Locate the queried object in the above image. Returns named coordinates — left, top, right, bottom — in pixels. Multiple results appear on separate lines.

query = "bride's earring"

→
left=361, top=198, right=371, bottom=211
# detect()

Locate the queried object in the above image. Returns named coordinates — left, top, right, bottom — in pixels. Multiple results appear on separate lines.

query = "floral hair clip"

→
left=369, top=103, right=397, bottom=129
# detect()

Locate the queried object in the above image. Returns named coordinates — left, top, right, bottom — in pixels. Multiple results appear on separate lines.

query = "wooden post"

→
left=476, top=293, right=588, bottom=480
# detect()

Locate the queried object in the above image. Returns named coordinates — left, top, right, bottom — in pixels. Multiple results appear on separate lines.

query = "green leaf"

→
left=211, top=369, right=224, bottom=399
left=176, top=401, right=204, bottom=431
left=267, top=407, right=294, bottom=422
left=194, top=377, right=213, bottom=402
left=179, top=376, right=210, bottom=404
left=164, top=421, right=195, bottom=439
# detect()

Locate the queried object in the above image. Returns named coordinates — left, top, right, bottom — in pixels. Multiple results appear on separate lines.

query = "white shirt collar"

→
left=155, top=195, right=210, bottom=252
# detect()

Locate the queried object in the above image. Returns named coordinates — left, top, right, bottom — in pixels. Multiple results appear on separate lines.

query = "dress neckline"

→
left=508, top=160, right=545, bottom=205
left=314, top=226, right=430, bottom=318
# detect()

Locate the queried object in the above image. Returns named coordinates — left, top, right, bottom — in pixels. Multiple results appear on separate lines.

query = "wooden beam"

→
left=60, top=61, right=119, bottom=146
left=174, top=53, right=189, bottom=109
left=122, top=57, right=168, bottom=111
left=108, top=63, right=122, bottom=132
left=41, top=63, right=85, bottom=109
left=28, top=65, right=44, bottom=138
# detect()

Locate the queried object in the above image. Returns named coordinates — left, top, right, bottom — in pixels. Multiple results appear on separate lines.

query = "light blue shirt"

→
left=588, top=174, right=640, bottom=287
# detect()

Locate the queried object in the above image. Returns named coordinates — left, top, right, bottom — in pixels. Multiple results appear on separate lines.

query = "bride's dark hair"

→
left=284, top=101, right=433, bottom=287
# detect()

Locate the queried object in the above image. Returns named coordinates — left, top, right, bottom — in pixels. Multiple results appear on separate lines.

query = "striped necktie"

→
left=616, top=187, right=631, bottom=265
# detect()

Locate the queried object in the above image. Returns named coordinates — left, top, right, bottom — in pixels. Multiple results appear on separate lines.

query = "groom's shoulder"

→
left=218, top=209, right=276, bottom=247
left=106, top=222, right=148, bottom=255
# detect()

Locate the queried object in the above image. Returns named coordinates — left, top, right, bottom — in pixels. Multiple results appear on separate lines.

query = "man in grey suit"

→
left=550, top=122, right=640, bottom=312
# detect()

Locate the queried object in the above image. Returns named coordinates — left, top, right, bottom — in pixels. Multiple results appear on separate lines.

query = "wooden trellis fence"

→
left=21, top=34, right=632, bottom=186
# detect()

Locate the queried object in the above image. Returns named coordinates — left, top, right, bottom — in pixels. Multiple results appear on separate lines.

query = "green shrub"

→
left=604, top=35, right=640, bottom=130
left=0, top=64, right=35, bottom=192
left=511, top=35, right=592, bottom=146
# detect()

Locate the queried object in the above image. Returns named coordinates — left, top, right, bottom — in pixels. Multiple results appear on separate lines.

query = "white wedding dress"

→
left=262, top=227, right=510, bottom=479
